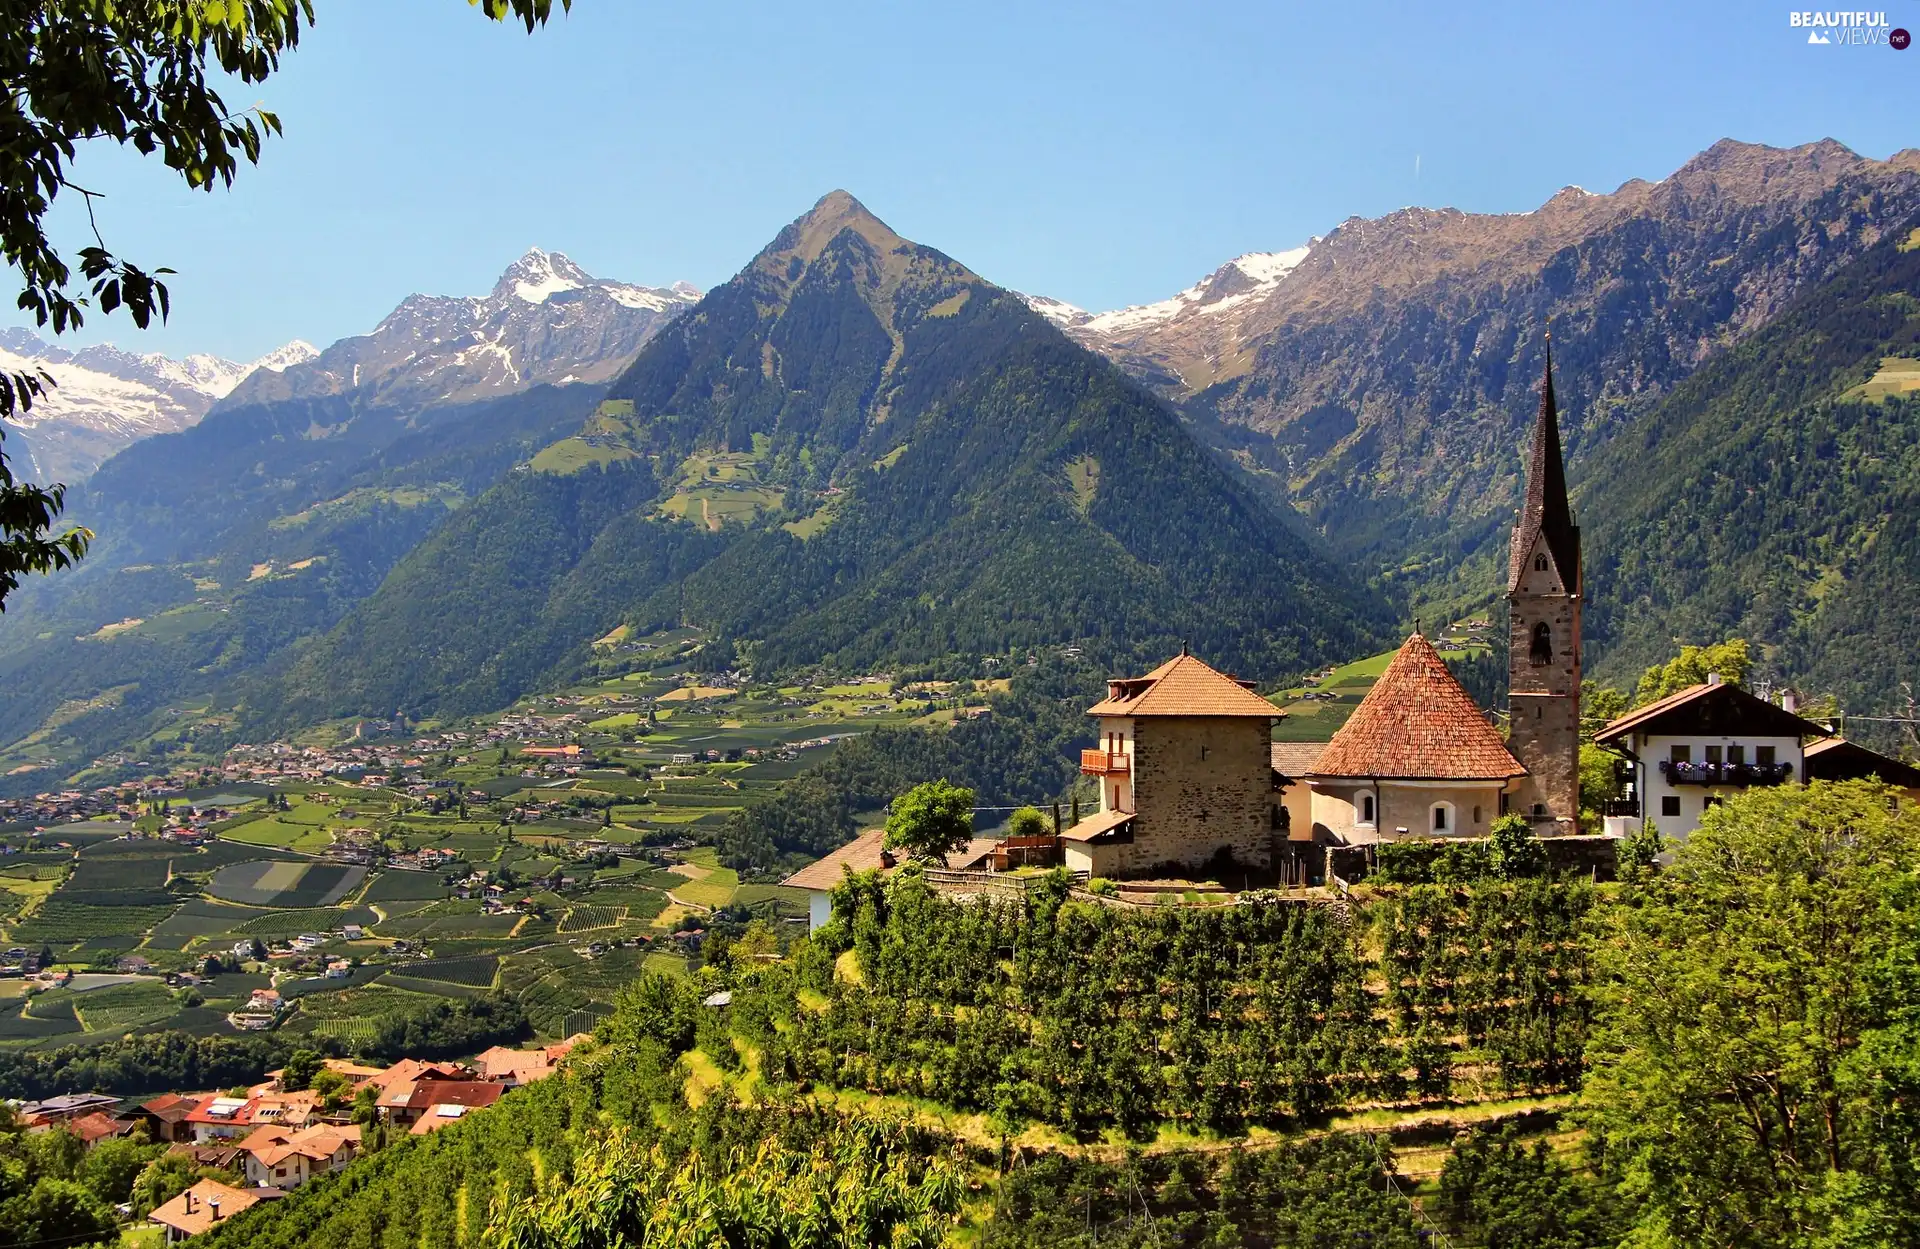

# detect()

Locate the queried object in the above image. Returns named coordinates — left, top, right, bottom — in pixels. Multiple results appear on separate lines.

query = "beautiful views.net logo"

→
left=1788, top=11, right=1909, bottom=46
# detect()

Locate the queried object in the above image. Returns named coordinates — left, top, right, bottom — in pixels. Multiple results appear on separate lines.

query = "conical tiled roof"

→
left=1087, top=652, right=1280, bottom=718
left=1509, top=338, right=1581, bottom=592
left=1310, top=634, right=1525, bottom=780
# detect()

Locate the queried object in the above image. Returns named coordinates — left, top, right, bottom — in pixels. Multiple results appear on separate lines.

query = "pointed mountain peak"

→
left=494, top=247, right=594, bottom=304
left=765, top=189, right=912, bottom=268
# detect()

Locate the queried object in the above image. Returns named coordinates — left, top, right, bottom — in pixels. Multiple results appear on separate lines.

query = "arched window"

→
left=1357, top=791, right=1376, bottom=826
left=1431, top=802, right=1454, bottom=834
left=1530, top=621, right=1553, bottom=665
left=1535, top=553, right=1548, bottom=572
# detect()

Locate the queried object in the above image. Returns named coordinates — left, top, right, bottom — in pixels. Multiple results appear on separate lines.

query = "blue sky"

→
left=11, top=1, right=1920, bottom=361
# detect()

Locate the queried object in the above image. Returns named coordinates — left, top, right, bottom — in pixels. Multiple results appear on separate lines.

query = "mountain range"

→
left=4, top=137, right=1920, bottom=787
left=0, top=330, right=318, bottom=483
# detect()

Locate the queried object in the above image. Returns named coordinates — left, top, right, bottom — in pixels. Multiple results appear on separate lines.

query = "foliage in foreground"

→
left=978, top=1136, right=1425, bottom=1248
left=1583, top=779, right=1920, bottom=1247
left=489, top=1116, right=962, bottom=1249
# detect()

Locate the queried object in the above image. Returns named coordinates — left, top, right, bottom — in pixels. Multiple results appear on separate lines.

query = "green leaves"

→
left=1581, top=780, right=1920, bottom=1246
left=882, top=778, right=975, bottom=862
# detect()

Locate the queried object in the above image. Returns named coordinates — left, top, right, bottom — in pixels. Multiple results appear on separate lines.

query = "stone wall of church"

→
left=1127, top=717, right=1273, bottom=873
left=1509, top=531, right=1582, bottom=827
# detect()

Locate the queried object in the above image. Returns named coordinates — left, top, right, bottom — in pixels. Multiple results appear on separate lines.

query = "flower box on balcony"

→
left=1658, top=760, right=1793, bottom=786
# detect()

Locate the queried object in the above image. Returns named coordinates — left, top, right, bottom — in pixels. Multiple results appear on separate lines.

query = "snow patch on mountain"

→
left=220, top=248, right=701, bottom=413
left=0, top=329, right=332, bottom=480
left=1019, top=293, right=1091, bottom=329
left=1076, top=245, right=1315, bottom=338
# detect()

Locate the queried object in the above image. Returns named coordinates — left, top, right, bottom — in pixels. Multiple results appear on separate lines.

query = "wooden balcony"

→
left=1080, top=750, right=1131, bottom=776
left=1660, top=760, right=1792, bottom=787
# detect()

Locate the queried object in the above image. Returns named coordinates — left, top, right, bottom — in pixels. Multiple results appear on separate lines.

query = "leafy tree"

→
left=1582, top=780, right=1920, bottom=1246
left=309, top=1068, right=349, bottom=1112
left=1577, top=742, right=1622, bottom=818
left=883, top=779, right=975, bottom=862
left=76, top=1134, right=160, bottom=1206
left=279, top=1048, right=322, bottom=1092
left=0, top=1177, right=114, bottom=1249
left=1005, top=806, right=1050, bottom=839
left=1487, top=813, right=1545, bottom=879
left=1579, top=679, right=1629, bottom=738
left=1438, top=1126, right=1617, bottom=1248
left=349, top=1083, right=378, bottom=1127
left=1617, top=819, right=1665, bottom=883
left=1632, top=638, right=1752, bottom=706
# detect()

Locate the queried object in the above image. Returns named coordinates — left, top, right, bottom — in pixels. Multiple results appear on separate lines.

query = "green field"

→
left=209, top=860, right=366, bottom=907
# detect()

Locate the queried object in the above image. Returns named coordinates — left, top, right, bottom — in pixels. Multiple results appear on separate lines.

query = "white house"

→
left=1595, top=676, right=1824, bottom=841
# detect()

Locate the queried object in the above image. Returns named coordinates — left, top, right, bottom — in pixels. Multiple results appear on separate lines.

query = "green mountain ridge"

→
left=254, top=192, right=1387, bottom=729
left=1576, top=213, right=1920, bottom=726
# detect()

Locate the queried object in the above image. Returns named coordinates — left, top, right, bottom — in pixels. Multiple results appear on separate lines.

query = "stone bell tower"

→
left=1506, top=337, right=1582, bottom=830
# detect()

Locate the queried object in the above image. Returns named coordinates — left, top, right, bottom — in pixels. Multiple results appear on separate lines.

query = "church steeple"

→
left=1505, top=333, right=1583, bottom=831
left=1509, top=336, right=1580, bottom=593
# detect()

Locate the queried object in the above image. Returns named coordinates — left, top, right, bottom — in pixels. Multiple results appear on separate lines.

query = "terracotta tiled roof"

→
left=139, top=1093, right=197, bottom=1119
left=779, top=827, right=992, bottom=891
left=780, top=828, right=894, bottom=891
left=1270, top=742, right=1327, bottom=778
left=1059, top=808, right=1134, bottom=843
left=476, top=1046, right=556, bottom=1082
left=148, top=1179, right=267, bottom=1237
left=400, top=1081, right=503, bottom=1112
left=69, top=1112, right=126, bottom=1144
left=1310, top=634, right=1525, bottom=781
left=1087, top=653, right=1280, bottom=718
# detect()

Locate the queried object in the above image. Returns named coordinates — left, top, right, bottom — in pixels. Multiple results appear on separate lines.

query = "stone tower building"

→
left=1506, top=340, right=1582, bottom=829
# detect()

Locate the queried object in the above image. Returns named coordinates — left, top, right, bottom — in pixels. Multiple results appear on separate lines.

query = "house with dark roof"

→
left=1300, top=633, right=1528, bottom=845
left=1802, top=736, right=1920, bottom=798
left=1062, top=650, right=1283, bottom=878
left=1595, top=676, right=1827, bottom=841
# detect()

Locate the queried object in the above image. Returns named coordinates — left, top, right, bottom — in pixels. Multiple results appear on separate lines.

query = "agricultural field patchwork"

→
left=0, top=636, right=928, bottom=1049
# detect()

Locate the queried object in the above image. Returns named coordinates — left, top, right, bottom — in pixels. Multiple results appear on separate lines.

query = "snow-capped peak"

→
left=1073, top=242, right=1316, bottom=338
left=250, top=340, right=320, bottom=374
left=500, top=247, right=593, bottom=304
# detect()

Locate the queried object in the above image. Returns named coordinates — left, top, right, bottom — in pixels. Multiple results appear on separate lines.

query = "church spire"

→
left=1509, top=334, right=1580, bottom=591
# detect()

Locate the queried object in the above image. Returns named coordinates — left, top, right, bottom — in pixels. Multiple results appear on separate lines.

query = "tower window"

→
left=1535, top=553, right=1548, bottom=572
left=1530, top=621, right=1553, bottom=665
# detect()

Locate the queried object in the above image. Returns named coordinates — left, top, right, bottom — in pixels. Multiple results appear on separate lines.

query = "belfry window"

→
left=1530, top=621, right=1553, bottom=665
left=1535, top=553, right=1548, bottom=572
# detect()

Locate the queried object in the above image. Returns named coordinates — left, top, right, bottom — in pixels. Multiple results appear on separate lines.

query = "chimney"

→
left=1781, top=690, right=1798, bottom=713
left=1706, top=672, right=1723, bottom=687
left=184, top=1191, right=196, bottom=1214
left=210, top=1196, right=222, bottom=1220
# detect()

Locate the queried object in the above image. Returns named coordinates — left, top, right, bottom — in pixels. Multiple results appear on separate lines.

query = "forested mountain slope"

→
left=1578, top=214, right=1920, bottom=720
left=258, top=192, right=1387, bottom=729
left=1059, top=139, right=1920, bottom=598
left=0, top=385, right=598, bottom=773
left=0, top=254, right=698, bottom=786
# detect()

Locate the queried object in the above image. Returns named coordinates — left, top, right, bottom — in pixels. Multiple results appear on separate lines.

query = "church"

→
left=1060, top=346, right=1585, bottom=879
